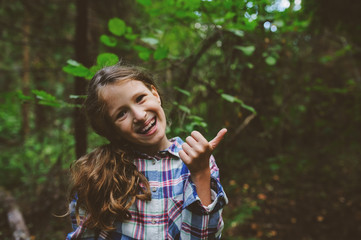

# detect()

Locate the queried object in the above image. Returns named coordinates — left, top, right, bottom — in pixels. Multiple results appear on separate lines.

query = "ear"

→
left=151, top=85, right=161, bottom=104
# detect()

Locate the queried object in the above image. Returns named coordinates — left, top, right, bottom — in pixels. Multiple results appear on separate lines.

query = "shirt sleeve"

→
left=180, top=155, right=228, bottom=239
left=66, top=199, right=100, bottom=240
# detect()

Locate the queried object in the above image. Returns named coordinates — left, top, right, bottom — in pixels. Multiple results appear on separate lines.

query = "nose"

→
left=132, top=107, right=147, bottom=123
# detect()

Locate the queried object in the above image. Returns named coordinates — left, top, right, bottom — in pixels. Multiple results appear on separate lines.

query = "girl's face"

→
left=100, top=79, right=170, bottom=154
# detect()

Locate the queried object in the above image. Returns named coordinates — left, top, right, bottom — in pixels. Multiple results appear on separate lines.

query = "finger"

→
left=179, top=150, right=191, bottom=164
left=190, top=131, right=208, bottom=145
left=185, top=135, right=206, bottom=154
left=209, top=128, right=227, bottom=150
left=181, top=143, right=197, bottom=159
left=185, top=135, right=198, bottom=147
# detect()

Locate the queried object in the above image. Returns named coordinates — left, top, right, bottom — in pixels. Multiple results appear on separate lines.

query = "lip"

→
left=143, top=118, right=157, bottom=136
left=136, top=116, right=157, bottom=135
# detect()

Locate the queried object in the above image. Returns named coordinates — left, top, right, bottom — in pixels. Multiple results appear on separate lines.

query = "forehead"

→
left=99, top=79, right=150, bottom=106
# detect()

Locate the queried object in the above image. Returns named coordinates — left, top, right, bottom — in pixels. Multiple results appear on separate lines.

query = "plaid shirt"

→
left=66, top=137, right=228, bottom=240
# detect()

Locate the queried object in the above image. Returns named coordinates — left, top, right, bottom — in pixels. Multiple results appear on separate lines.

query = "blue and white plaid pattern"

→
left=66, top=137, right=228, bottom=240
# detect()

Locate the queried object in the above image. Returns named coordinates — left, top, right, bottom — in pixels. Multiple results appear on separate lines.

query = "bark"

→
left=74, top=0, right=90, bottom=158
left=0, top=189, right=31, bottom=240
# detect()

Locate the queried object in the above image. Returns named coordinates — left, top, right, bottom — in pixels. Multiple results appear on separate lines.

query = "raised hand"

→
left=179, top=128, right=227, bottom=205
left=179, top=128, right=227, bottom=175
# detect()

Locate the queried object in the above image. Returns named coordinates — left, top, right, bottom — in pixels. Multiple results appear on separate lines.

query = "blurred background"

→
left=1, top=0, right=361, bottom=239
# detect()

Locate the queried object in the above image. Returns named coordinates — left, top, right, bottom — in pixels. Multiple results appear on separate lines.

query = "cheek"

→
left=114, top=121, right=132, bottom=135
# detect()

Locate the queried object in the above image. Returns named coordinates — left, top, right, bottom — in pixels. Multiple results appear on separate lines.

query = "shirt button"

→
left=152, top=219, right=157, bottom=224
left=152, top=187, right=157, bottom=192
left=152, top=160, right=156, bottom=165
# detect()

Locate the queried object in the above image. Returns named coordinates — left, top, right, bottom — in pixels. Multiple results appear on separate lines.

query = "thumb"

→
left=209, top=128, right=227, bottom=150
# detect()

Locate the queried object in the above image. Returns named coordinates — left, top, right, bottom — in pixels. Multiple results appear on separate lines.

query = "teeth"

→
left=140, top=118, right=155, bottom=133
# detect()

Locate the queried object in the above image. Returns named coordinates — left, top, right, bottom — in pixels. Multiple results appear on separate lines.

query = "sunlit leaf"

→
left=100, top=34, right=117, bottom=47
left=97, top=53, right=119, bottom=66
left=108, top=18, right=126, bottom=36
left=247, top=63, right=254, bottom=69
left=235, top=45, right=256, bottom=56
left=227, top=28, right=244, bottom=37
left=63, top=64, right=90, bottom=77
left=265, top=56, right=277, bottom=65
left=141, top=37, right=159, bottom=45
left=174, top=86, right=191, bottom=96
left=221, top=93, right=236, bottom=103
left=178, top=105, right=191, bottom=114
left=69, top=95, right=87, bottom=99
left=66, top=59, right=80, bottom=67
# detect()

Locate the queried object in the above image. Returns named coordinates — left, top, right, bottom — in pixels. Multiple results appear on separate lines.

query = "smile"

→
left=137, top=117, right=157, bottom=134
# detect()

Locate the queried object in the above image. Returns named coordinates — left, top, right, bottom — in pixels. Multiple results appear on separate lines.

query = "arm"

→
left=179, top=129, right=227, bottom=205
left=179, top=129, right=228, bottom=239
left=180, top=155, right=228, bottom=239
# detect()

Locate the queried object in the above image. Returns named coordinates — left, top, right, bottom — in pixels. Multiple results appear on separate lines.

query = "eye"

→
left=136, top=94, right=146, bottom=103
left=116, top=110, right=127, bottom=120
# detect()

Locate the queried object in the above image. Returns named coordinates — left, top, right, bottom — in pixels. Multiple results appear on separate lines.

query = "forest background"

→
left=1, top=0, right=361, bottom=239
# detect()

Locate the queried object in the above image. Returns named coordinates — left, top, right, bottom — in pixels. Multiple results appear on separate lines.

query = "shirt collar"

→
left=162, top=136, right=184, bottom=158
left=132, top=137, right=184, bottom=159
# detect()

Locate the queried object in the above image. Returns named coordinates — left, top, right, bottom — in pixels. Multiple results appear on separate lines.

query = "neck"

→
left=133, top=138, right=171, bottom=156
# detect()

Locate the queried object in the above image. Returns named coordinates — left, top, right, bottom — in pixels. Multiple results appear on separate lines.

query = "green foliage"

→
left=235, top=45, right=256, bottom=56
left=97, top=53, right=119, bottom=66
left=2, top=0, right=361, bottom=239
left=108, top=18, right=126, bottom=36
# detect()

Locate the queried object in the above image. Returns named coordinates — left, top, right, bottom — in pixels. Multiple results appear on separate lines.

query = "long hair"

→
left=69, top=64, right=158, bottom=230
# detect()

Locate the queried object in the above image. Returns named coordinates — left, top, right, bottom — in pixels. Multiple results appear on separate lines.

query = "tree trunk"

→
left=74, top=0, right=90, bottom=158
left=20, top=9, right=30, bottom=140
left=0, top=189, right=31, bottom=240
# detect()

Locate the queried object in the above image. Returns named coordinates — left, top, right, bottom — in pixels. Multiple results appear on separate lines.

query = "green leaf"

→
left=174, top=86, right=191, bottom=96
left=178, top=105, right=191, bottom=114
left=187, top=115, right=204, bottom=122
left=221, top=93, right=236, bottom=103
left=265, top=56, right=277, bottom=65
left=227, top=28, right=244, bottom=37
left=235, top=45, right=256, bottom=56
left=108, top=18, right=126, bottom=36
left=66, top=59, right=80, bottom=67
left=16, top=90, right=32, bottom=101
left=240, top=103, right=256, bottom=114
left=141, top=37, right=159, bottom=45
left=247, top=63, right=254, bottom=69
left=224, top=12, right=236, bottom=20
left=63, top=64, right=90, bottom=77
left=69, top=95, right=87, bottom=99
left=136, top=0, right=151, bottom=7
left=32, top=90, right=57, bottom=101
left=100, top=34, right=117, bottom=47
left=125, top=33, right=138, bottom=40
left=32, top=90, right=62, bottom=108
left=96, top=53, right=119, bottom=66
left=139, top=51, right=151, bottom=61
left=154, top=46, right=168, bottom=60
left=133, top=45, right=152, bottom=61
left=89, top=65, right=103, bottom=77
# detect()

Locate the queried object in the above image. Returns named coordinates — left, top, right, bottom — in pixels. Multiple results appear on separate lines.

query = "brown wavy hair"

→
left=69, top=64, right=159, bottom=230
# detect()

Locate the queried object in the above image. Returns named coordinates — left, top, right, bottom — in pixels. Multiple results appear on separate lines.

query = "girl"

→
left=66, top=64, right=228, bottom=240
